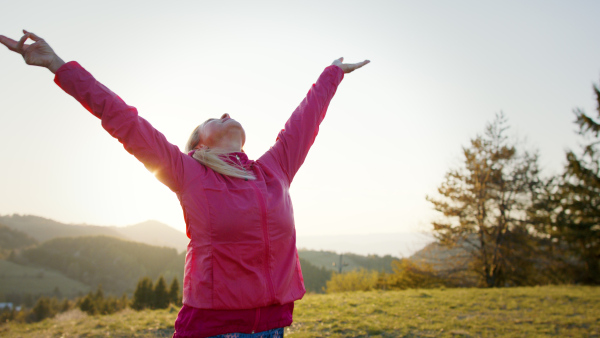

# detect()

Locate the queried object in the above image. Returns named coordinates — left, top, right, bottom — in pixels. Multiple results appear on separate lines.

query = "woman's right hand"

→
left=0, top=30, right=64, bottom=73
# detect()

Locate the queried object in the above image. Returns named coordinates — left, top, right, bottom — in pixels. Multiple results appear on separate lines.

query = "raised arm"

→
left=1, top=30, right=189, bottom=192
left=259, top=57, right=369, bottom=185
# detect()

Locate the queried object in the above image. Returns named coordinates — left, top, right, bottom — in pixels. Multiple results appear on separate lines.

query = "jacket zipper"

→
left=249, top=179, right=276, bottom=303
left=235, top=154, right=249, bottom=181
left=236, top=155, right=276, bottom=302
left=251, top=307, right=260, bottom=334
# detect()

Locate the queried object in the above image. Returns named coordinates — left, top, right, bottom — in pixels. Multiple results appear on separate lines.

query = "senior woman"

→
left=0, top=30, right=369, bottom=337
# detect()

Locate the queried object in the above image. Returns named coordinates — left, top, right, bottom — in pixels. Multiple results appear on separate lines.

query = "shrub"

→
left=326, top=269, right=379, bottom=293
left=388, top=259, right=450, bottom=289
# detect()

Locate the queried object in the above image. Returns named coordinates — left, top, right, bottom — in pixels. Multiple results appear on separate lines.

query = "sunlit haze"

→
left=1, top=1, right=599, bottom=246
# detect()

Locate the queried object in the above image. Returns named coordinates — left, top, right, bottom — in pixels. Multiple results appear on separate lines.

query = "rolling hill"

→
left=0, top=214, right=188, bottom=253
left=13, top=235, right=184, bottom=296
left=0, top=259, right=90, bottom=299
left=0, top=223, right=38, bottom=258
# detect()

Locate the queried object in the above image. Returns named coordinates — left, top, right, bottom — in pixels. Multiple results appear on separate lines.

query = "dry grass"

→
left=1, top=286, right=598, bottom=337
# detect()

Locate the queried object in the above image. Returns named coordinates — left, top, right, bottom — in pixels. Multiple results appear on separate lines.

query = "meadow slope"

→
left=1, top=286, right=598, bottom=337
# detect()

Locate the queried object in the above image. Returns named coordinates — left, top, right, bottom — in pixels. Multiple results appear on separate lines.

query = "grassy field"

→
left=1, top=285, right=598, bottom=337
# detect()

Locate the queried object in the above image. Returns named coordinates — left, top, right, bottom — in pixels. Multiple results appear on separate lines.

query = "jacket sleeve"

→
left=54, top=61, right=186, bottom=193
left=259, top=65, right=344, bottom=185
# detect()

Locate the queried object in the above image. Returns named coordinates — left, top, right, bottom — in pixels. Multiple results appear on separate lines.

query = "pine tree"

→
left=30, top=297, right=53, bottom=322
left=79, top=293, right=97, bottom=315
left=168, top=277, right=180, bottom=306
left=554, top=84, right=600, bottom=284
left=131, top=277, right=153, bottom=310
left=153, top=276, right=170, bottom=309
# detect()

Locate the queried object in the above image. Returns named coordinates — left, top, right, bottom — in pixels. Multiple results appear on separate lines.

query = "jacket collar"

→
left=187, top=150, right=251, bottom=165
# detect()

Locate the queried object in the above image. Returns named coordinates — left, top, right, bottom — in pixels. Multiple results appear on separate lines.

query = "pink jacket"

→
left=55, top=62, right=344, bottom=310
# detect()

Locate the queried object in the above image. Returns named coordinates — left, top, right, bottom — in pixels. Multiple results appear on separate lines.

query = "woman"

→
left=0, top=30, right=369, bottom=337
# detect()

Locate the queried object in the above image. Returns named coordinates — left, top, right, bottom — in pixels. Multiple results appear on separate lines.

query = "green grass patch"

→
left=1, top=286, right=598, bottom=337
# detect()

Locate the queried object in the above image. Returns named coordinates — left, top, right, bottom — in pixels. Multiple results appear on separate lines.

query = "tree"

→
left=168, top=277, right=180, bottom=306
left=79, top=293, right=97, bottom=315
left=131, top=277, right=153, bottom=310
left=30, top=297, right=52, bottom=322
left=548, top=84, right=600, bottom=284
left=28, top=297, right=62, bottom=322
left=427, top=113, right=541, bottom=287
left=153, top=276, right=170, bottom=309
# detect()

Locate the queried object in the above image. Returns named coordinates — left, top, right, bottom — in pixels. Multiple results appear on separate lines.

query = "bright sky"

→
left=1, top=0, right=599, bottom=237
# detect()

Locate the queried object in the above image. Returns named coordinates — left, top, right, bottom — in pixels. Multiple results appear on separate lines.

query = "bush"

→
left=326, top=269, right=379, bottom=293
left=387, top=259, right=450, bottom=289
left=78, top=285, right=128, bottom=315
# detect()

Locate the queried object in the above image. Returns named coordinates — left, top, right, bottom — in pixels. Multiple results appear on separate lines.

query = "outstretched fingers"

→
left=352, top=60, right=370, bottom=69
left=1, top=30, right=61, bottom=71
left=356, top=60, right=370, bottom=68
left=0, top=31, right=39, bottom=54
left=346, top=59, right=370, bottom=73
left=0, top=35, right=20, bottom=52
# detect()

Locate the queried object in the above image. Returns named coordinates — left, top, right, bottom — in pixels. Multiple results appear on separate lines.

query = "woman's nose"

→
left=220, top=113, right=230, bottom=120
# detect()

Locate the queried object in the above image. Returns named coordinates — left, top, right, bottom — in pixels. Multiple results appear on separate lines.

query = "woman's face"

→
left=197, top=113, right=246, bottom=150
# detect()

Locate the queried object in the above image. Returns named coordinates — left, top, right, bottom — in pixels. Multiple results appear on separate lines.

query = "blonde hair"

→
left=185, top=123, right=256, bottom=181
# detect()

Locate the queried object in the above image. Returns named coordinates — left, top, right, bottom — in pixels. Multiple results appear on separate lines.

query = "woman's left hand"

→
left=331, top=57, right=370, bottom=74
left=0, top=30, right=64, bottom=73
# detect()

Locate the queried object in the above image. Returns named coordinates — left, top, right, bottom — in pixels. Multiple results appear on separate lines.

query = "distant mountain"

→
left=409, top=240, right=471, bottom=266
left=114, top=220, right=189, bottom=253
left=0, top=214, right=188, bottom=253
left=0, top=215, right=123, bottom=242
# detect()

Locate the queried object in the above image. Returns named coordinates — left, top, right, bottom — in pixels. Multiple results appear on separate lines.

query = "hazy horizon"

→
left=0, top=213, right=433, bottom=258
